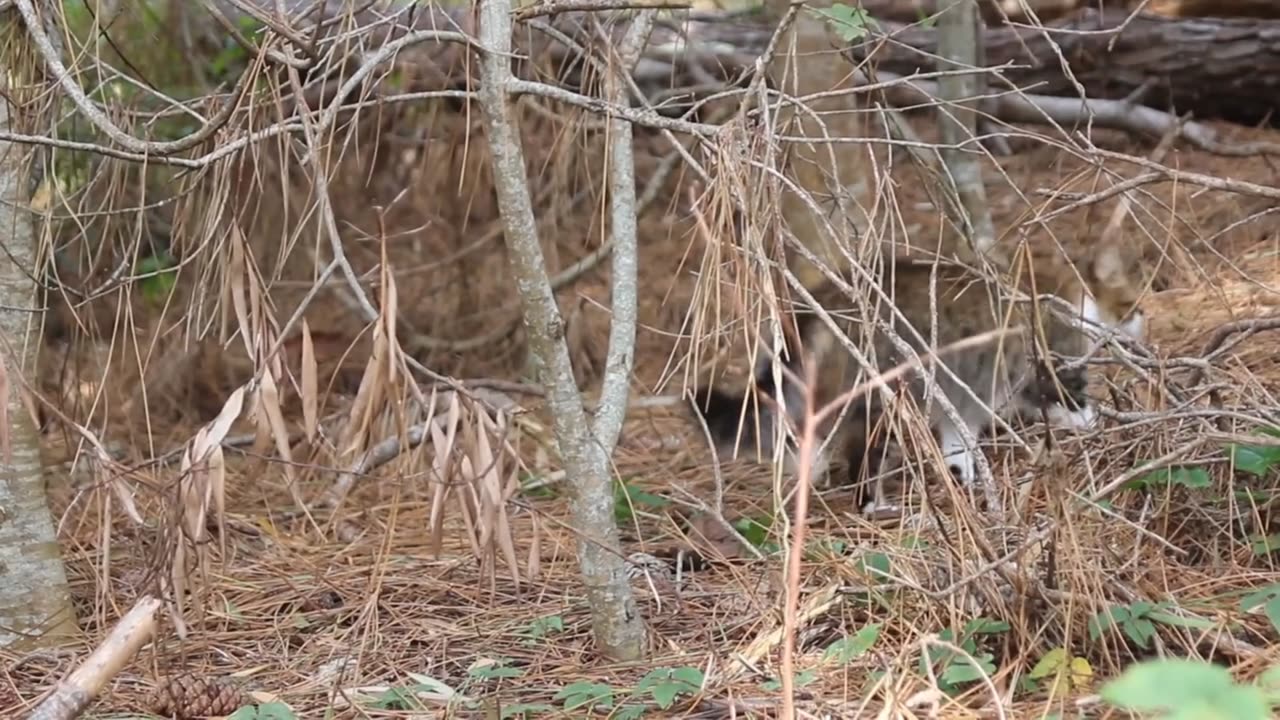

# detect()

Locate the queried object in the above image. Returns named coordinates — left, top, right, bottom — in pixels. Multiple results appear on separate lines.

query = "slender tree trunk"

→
left=765, top=0, right=875, bottom=287
left=936, top=0, right=996, bottom=261
left=0, top=8, right=77, bottom=650
left=473, top=0, right=647, bottom=660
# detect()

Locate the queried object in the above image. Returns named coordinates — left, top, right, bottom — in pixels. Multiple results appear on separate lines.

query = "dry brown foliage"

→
left=7, top=1, right=1280, bottom=718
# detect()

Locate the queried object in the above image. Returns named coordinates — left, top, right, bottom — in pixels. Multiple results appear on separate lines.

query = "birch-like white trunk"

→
left=0, top=20, right=77, bottom=648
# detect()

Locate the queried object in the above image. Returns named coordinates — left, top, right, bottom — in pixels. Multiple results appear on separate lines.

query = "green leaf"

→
left=810, top=3, right=874, bottom=42
left=555, top=681, right=614, bottom=710
left=521, top=614, right=565, bottom=643
left=371, top=687, right=422, bottom=710
left=614, top=705, right=647, bottom=720
left=964, top=617, right=1011, bottom=637
left=1103, top=659, right=1231, bottom=710
left=900, top=534, right=929, bottom=550
left=136, top=253, right=178, bottom=305
left=1256, top=665, right=1280, bottom=700
left=1228, top=443, right=1280, bottom=477
left=1030, top=648, right=1069, bottom=680
left=648, top=683, right=683, bottom=710
left=941, top=653, right=995, bottom=685
left=1123, top=617, right=1157, bottom=649
left=733, top=515, right=773, bottom=548
left=501, top=703, right=552, bottom=719
left=469, top=661, right=523, bottom=681
left=1129, top=466, right=1212, bottom=490
left=636, top=667, right=702, bottom=710
left=1239, top=585, right=1280, bottom=612
left=762, top=669, right=818, bottom=692
left=854, top=551, right=891, bottom=579
left=1250, top=534, right=1280, bottom=556
left=1146, top=609, right=1217, bottom=631
left=669, top=666, right=705, bottom=688
left=1265, top=596, right=1280, bottom=637
left=823, top=624, right=881, bottom=666
left=614, top=480, right=670, bottom=523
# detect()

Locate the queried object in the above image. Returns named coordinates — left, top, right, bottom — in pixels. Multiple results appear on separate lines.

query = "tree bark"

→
left=1145, top=0, right=1280, bottom=19
left=935, top=0, right=995, bottom=260
left=0, top=7, right=77, bottom=651
left=473, top=0, right=647, bottom=661
left=848, top=8, right=1280, bottom=127
left=204, top=2, right=1280, bottom=128
left=764, top=0, right=876, bottom=288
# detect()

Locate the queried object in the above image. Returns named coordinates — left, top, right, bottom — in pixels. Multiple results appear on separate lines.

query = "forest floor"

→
left=6, top=102, right=1280, bottom=719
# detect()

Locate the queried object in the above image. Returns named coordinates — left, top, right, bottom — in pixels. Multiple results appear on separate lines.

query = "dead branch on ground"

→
left=27, top=596, right=162, bottom=720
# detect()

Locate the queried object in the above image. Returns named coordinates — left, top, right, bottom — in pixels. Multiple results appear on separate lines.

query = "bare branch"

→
left=591, top=10, right=658, bottom=453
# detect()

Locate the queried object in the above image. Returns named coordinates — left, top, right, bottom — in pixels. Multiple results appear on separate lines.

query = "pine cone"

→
left=149, top=673, right=246, bottom=719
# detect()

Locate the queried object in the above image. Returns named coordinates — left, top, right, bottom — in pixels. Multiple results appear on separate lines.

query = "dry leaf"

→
left=301, top=320, right=318, bottom=442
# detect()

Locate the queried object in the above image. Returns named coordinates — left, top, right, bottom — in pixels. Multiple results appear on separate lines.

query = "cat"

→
left=690, top=255, right=1143, bottom=512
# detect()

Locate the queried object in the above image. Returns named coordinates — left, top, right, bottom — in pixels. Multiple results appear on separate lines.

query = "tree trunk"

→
left=847, top=8, right=1280, bottom=127
left=0, top=8, right=77, bottom=651
left=473, top=0, right=647, bottom=661
left=1146, top=0, right=1280, bottom=19
left=935, top=0, right=995, bottom=260
left=764, top=0, right=876, bottom=288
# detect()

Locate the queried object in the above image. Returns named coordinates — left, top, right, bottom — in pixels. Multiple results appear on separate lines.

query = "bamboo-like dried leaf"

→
left=228, top=234, right=254, bottom=360
left=342, top=324, right=388, bottom=458
left=301, top=320, right=318, bottom=442
left=101, top=453, right=145, bottom=526
left=473, top=412, right=520, bottom=587
left=426, top=418, right=452, bottom=559
left=381, top=270, right=400, bottom=394
left=455, top=455, right=484, bottom=560
left=207, top=444, right=228, bottom=558
left=258, top=370, right=302, bottom=506
left=526, top=511, right=541, bottom=581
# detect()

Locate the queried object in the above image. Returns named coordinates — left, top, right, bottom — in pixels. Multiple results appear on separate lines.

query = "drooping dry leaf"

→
left=341, top=321, right=388, bottom=458
left=301, top=320, right=318, bottom=442
left=526, top=511, right=541, bottom=581
left=472, top=410, right=520, bottom=588
left=258, top=370, right=302, bottom=506
left=227, top=233, right=254, bottom=360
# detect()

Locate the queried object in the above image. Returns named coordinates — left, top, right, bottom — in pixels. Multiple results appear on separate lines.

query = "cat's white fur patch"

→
left=1120, top=311, right=1146, bottom=341
left=937, top=422, right=976, bottom=486
left=1045, top=402, right=1097, bottom=430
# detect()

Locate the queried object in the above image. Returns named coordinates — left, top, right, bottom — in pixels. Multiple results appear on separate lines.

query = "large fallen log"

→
left=197, top=2, right=1280, bottom=128
left=848, top=7, right=1280, bottom=126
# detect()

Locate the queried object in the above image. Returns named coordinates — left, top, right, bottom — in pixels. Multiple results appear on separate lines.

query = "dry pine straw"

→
left=10, top=118, right=1280, bottom=718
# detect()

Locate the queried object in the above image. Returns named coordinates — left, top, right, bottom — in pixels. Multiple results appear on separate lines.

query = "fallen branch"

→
left=866, top=71, right=1280, bottom=157
left=28, top=596, right=163, bottom=720
left=847, top=7, right=1280, bottom=127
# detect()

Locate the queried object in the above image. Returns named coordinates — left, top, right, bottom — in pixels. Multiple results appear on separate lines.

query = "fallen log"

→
left=848, top=7, right=1280, bottom=126
left=199, top=2, right=1280, bottom=128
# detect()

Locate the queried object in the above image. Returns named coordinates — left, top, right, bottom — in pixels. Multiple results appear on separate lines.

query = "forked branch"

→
left=473, top=0, right=647, bottom=661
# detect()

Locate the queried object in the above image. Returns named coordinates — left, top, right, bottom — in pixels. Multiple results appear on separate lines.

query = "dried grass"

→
left=9, top=4, right=1280, bottom=718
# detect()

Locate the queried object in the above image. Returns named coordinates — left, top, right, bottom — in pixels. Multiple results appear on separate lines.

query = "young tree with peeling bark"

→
left=473, top=1, right=653, bottom=660
left=0, top=5, right=77, bottom=651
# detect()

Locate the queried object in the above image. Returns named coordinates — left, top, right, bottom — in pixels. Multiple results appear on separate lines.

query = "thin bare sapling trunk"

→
left=0, top=8, right=77, bottom=650
left=473, top=0, right=650, bottom=660
left=936, top=0, right=996, bottom=260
